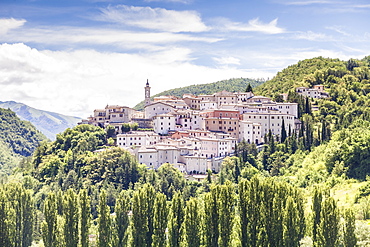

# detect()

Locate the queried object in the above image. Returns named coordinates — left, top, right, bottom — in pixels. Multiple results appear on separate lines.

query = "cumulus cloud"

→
left=0, top=18, right=26, bottom=35
left=218, top=18, right=285, bottom=34
left=0, top=43, right=265, bottom=117
left=99, top=5, right=209, bottom=32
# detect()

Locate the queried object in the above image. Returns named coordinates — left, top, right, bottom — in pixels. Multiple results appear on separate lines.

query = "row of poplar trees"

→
left=1, top=176, right=356, bottom=247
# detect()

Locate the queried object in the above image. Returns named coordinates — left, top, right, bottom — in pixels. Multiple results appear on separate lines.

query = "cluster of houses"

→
left=79, top=80, right=328, bottom=174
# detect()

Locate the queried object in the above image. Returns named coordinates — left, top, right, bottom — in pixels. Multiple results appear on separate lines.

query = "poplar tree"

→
left=7, top=185, right=34, bottom=247
left=204, top=187, right=219, bottom=247
left=79, top=189, right=91, bottom=247
left=183, top=198, right=201, bottom=247
left=115, top=190, right=130, bottom=247
left=317, top=197, right=340, bottom=247
left=283, top=197, right=300, bottom=247
left=343, top=208, right=357, bottom=247
left=152, top=193, right=168, bottom=247
left=63, top=189, right=78, bottom=247
left=312, top=187, right=323, bottom=246
left=218, top=182, right=235, bottom=247
left=98, top=190, right=111, bottom=247
left=42, top=193, right=58, bottom=247
left=131, top=184, right=156, bottom=247
left=0, top=189, right=12, bottom=247
left=168, top=192, right=185, bottom=247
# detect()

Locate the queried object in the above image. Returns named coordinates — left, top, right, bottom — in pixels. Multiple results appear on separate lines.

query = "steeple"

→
left=145, top=79, right=151, bottom=106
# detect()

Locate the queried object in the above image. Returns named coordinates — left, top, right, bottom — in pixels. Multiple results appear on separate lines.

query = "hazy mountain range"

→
left=0, top=101, right=81, bottom=140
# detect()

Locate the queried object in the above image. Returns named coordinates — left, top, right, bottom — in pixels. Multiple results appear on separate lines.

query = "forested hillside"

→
left=3, top=57, right=370, bottom=246
left=0, top=101, right=81, bottom=140
left=134, top=77, right=265, bottom=110
left=0, top=108, right=46, bottom=178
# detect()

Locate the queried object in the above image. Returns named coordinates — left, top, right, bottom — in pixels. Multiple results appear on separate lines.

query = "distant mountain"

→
left=0, top=101, right=81, bottom=140
left=133, top=77, right=265, bottom=110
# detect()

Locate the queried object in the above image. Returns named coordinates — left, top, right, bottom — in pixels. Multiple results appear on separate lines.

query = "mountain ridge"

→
left=0, top=101, right=81, bottom=140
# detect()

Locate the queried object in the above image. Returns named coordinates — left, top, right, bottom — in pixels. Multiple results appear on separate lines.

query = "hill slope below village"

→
left=133, top=77, right=265, bottom=110
left=0, top=101, right=81, bottom=140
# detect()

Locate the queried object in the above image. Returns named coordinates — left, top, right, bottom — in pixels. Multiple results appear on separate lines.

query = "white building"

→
left=242, top=112, right=295, bottom=138
left=296, top=85, right=329, bottom=99
left=152, top=114, right=176, bottom=135
left=239, top=121, right=263, bottom=144
left=116, top=131, right=160, bottom=148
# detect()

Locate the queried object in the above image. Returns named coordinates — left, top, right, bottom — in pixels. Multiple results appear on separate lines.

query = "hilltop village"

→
left=80, top=80, right=328, bottom=174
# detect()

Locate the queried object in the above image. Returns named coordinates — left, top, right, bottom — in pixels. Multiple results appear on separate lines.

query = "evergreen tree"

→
left=183, top=198, right=201, bottom=247
left=152, top=193, right=168, bottom=247
left=79, top=189, right=91, bottom=247
left=245, top=83, right=253, bottom=93
left=115, top=190, right=130, bottom=247
left=168, top=192, right=185, bottom=247
left=98, top=190, right=111, bottom=247
left=343, top=208, right=357, bottom=247
left=63, top=189, right=78, bottom=247
left=317, top=197, right=340, bottom=247
left=42, top=193, right=58, bottom=247
left=281, top=119, right=287, bottom=143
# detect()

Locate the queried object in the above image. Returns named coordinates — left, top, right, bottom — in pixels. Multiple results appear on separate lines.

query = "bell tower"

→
left=145, top=79, right=151, bottom=106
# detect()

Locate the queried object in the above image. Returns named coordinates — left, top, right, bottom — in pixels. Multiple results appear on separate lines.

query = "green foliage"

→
left=0, top=108, right=46, bottom=176
left=134, top=78, right=265, bottom=110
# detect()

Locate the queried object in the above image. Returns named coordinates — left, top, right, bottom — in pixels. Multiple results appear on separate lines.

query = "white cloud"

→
left=325, top=26, right=350, bottom=36
left=99, top=5, right=209, bottom=32
left=213, top=56, right=241, bottom=66
left=282, top=0, right=336, bottom=5
left=219, top=18, right=285, bottom=34
left=1, top=26, right=220, bottom=51
left=0, top=43, right=264, bottom=117
left=0, top=18, right=26, bottom=35
left=144, top=0, right=192, bottom=3
left=294, top=31, right=329, bottom=41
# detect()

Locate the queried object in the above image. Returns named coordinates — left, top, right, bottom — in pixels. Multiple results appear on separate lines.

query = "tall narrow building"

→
left=145, top=79, right=151, bottom=106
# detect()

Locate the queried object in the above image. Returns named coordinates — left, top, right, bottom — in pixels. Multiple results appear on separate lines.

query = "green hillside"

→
left=133, top=77, right=265, bottom=110
left=0, top=101, right=81, bottom=140
left=0, top=108, right=46, bottom=177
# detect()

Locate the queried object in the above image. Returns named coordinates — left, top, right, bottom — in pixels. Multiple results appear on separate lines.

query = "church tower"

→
left=145, top=79, right=151, bottom=106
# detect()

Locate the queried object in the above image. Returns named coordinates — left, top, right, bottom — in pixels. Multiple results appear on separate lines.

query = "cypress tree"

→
left=79, top=189, right=91, bottom=247
left=115, top=190, right=130, bottom=247
left=204, top=187, right=219, bottom=247
left=63, top=189, right=79, bottom=247
left=245, top=83, right=253, bottom=93
left=98, top=190, right=111, bottom=247
left=281, top=119, right=287, bottom=143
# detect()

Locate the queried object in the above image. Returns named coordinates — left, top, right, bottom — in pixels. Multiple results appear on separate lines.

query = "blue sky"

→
left=0, top=0, right=369, bottom=117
